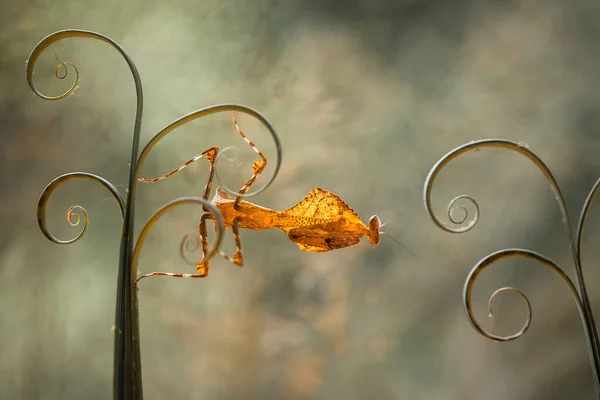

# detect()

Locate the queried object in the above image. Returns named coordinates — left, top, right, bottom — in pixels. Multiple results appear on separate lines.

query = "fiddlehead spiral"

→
left=37, top=172, right=125, bottom=244
left=425, top=138, right=600, bottom=394
left=50, top=59, right=80, bottom=99
left=178, top=232, right=205, bottom=265
left=26, top=51, right=79, bottom=100
left=26, top=30, right=141, bottom=105
left=131, top=197, right=225, bottom=285
left=488, top=287, right=531, bottom=325
left=462, top=249, right=583, bottom=342
left=135, top=104, right=282, bottom=199
left=446, top=195, right=480, bottom=229
left=423, top=140, right=569, bottom=234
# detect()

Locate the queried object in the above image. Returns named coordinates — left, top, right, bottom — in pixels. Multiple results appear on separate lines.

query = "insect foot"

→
left=196, top=262, right=209, bottom=277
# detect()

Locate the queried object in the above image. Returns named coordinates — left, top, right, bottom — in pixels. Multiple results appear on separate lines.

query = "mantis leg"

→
left=216, top=216, right=244, bottom=267
left=200, top=148, right=218, bottom=212
left=230, top=112, right=267, bottom=209
left=134, top=269, right=208, bottom=291
left=196, top=212, right=212, bottom=275
left=194, top=214, right=244, bottom=272
left=138, top=146, right=219, bottom=185
left=134, top=149, right=219, bottom=290
left=134, top=214, right=214, bottom=290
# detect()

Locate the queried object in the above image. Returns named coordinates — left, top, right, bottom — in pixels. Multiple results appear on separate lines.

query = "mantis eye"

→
left=368, top=215, right=381, bottom=245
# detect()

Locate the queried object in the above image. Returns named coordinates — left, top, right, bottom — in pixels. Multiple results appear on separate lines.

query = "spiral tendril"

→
left=38, top=172, right=124, bottom=245
left=135, top=104, right=282, bottom=200
left=179, top=232, right=208, bottom=266
left=486, top=287, right=532, bottom=340
left=447, top=195, right=480, bottom=228
left=426, top=139, right=600, bottom=394
left=55, top=59, right=79, bottom=86
left=487, top=287, right=531, bottom=320
left=424, top=140, right=562, bottom=234
left=214, top=145, right=251, bottom=195
left=28, top=53, right=79, bottom=100
left=464, top=249, right=582, bottom=342
left=130, top=197, right=225, bottom=280
left=64, top=205, right=88, bottom=236
left=216, top=145, right=244, bottom=168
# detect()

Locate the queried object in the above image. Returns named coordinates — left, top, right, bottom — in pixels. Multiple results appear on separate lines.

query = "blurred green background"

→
left=3, top=0, right=600, bottom=398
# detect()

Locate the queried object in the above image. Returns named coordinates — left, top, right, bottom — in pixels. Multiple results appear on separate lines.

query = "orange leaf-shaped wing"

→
left=285, top=219, right=364, bottom=252
left=283, top=187, right=364, bottom=225
left=280, top=188, right=368, bottom=252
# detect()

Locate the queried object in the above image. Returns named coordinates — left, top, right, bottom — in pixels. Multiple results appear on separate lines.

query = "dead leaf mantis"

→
left=134, top=112, right=385, bottom=288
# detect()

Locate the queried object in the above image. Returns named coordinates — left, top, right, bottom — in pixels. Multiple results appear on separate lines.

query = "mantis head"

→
left=367, top=215, right=381, bottom=245
left=371, top=209, right=415, bottom=257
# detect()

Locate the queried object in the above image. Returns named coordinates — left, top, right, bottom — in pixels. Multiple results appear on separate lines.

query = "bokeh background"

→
left=3, top=0, right=600, bottom=398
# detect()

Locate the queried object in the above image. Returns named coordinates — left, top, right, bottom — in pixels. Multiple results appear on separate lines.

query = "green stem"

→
left=27, top=29, right=145, bottom=399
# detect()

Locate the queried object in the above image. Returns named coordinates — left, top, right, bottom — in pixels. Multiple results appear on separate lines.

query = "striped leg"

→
left=196, top=212, right=212, bottom=275
left=134, top=271, right=207, bottom=290
left=135, top=213, right=214, bottom=290
left=216, top=217, right=244, bottom=267
left=200, top=148, right=218, bottom=212
left=135, top=150, right=219, bottom=290
left=230, top=112, right=267, bottom=210
left=198, top=215, right=244, bottom=272
left=138, top=146, right=219, bottom=185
